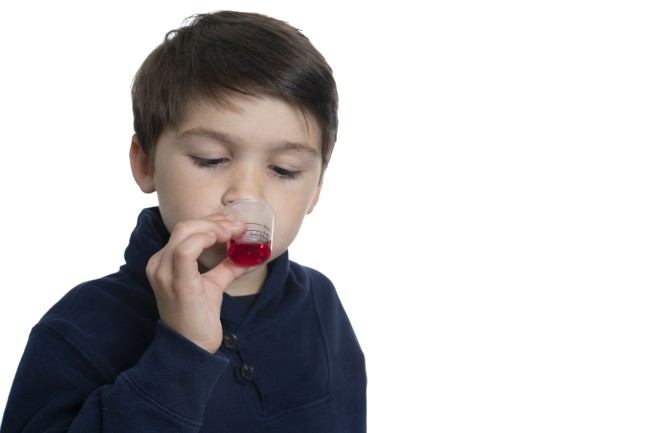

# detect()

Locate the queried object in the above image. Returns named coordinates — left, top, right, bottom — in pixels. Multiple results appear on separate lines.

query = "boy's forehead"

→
left=170, top=95, right=322, bottom=154
left=178, top=94, right=323, bottom=147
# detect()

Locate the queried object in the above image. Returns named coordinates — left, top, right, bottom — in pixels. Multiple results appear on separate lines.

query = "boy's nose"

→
left=221, top=164, right=265, bottom=205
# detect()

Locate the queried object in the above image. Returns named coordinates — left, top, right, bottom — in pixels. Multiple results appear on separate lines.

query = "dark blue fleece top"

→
left=1, top=207, right=366, bottom=432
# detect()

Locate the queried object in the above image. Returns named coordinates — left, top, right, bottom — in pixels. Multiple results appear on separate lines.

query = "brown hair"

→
left=131, top=11, right=338, bottom=172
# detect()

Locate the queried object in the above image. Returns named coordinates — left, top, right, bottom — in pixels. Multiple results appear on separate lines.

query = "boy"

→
left=1, top=10, right=366, bottom=432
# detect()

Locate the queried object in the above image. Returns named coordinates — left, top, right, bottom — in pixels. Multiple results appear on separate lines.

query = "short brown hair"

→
left=131, top=11, right=338, bottom=172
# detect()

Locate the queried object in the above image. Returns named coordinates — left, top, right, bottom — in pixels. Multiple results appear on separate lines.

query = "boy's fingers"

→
left=168, top=218, right=244, bottom=244
left=171, top=232, right=218, bottom=282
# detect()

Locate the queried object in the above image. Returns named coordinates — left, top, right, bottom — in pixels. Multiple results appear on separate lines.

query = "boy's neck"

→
left=224, top=264, right=268, bottom=297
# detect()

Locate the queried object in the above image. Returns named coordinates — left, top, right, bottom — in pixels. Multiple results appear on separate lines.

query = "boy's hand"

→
left=146, top=215, right=247, bottom=353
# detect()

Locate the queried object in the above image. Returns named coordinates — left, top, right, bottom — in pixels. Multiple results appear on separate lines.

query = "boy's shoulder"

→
left=284, top=258, right=348, bottom=311
left=288, top=259, right=333, bottom=286
left=33, top=269, right=158, bottom=365
left=40, top=269, right=156, bottom=323
left=284, top=258, right=342, bottom=300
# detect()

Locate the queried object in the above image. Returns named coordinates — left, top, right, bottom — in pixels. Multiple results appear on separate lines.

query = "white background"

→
left=1, top=1, right=649, bottom=431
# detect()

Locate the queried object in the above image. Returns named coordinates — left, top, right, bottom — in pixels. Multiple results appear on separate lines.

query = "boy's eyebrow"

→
left=177, top=127, right=319, bottom=156
left=274, top=141, right=320, bottom=157
left=177, top=128, right=236, bottom=145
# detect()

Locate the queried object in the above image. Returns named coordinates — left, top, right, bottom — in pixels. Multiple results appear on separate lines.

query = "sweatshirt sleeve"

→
left=1, top=321, right=229, bottom=433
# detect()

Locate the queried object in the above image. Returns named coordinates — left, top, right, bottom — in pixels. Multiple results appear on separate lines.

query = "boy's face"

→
left=134, top=95, right=323, bottom=270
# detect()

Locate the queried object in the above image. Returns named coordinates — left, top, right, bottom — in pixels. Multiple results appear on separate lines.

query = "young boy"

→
left=1, top=10, right=366, bottom=432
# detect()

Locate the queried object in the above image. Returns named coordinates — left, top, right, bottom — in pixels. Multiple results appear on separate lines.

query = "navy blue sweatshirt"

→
left=1, top=207, right=366, bottom=432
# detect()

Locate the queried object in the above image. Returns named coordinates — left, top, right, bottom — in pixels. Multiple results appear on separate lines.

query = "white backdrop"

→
left=1, top=1, right=649, bottom=431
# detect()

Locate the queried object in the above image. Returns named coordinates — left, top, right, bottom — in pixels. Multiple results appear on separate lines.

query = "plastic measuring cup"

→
left=224, top=199, right=275, bottom=267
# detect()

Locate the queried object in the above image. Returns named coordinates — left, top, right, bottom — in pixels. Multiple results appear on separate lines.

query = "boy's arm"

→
left=2, top=240, right=366, bottom=432
left=1, top=321, right=228, bottom=433
left=2, top=215, right=246, bottom=432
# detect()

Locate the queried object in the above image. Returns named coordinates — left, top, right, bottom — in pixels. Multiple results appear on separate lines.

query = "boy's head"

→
left=131, top=10, right=338, bottom=175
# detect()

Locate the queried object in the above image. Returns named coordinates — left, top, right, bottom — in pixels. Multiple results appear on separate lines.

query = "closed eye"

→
left=271, top=166, right=302, bottom=179
left=191, top=157, right=228, bottom=168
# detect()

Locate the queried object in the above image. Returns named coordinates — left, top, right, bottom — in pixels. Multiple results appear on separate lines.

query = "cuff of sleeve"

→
left=122, top=320, right=229, bottom=422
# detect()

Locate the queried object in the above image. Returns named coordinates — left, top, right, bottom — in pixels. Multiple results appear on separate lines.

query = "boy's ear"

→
left=129, top=135, right=156, bottom=193
left=306, top=183, right=322, bottom=215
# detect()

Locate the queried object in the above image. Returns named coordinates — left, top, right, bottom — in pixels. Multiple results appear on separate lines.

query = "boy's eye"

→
left=271, top=166, right=301, bottom=179
left=192, top=157, right=228, bottom=168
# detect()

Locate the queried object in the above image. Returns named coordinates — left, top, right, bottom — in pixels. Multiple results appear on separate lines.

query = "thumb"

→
left=202, top=259, right=249, bottom=293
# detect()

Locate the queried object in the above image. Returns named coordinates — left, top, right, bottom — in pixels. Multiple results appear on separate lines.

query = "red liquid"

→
left=227, top=239, right=272, bottom=267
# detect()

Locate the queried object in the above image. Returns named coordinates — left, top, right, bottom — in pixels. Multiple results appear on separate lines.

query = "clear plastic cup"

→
left=224, top=199, right=275, bottom=267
